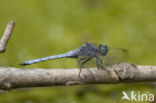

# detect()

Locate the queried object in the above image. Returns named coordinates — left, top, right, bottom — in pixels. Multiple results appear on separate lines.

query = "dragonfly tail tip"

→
left=19, top=62, right=28, bottom=66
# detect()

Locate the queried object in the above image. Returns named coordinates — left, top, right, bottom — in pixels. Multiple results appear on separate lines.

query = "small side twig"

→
left=0, top=21, right=15, bottom=53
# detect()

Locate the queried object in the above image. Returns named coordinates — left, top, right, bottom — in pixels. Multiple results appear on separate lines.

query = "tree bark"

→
left=0, top=21, right=15, bottom=52
left=0, top=63, right=155, bottom=90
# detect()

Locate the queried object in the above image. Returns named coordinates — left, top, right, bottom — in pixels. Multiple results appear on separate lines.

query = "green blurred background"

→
left=0, top=0, right=156, bottom=103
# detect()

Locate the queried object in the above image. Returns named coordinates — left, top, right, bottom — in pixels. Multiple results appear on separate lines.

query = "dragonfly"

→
left=20, top=43, right=128, bottom=76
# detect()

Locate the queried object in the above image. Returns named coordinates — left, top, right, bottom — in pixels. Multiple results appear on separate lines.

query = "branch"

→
left=0, top=21, right=15, bottom=53
left=0, top=63, right=155, bottom=91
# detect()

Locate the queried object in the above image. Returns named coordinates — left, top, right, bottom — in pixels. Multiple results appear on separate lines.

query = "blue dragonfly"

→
left=20, top=43, right=128, bottom=76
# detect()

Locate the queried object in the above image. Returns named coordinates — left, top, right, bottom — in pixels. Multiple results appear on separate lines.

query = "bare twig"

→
left=0, top=21, right=15, bottom=53
left=0, top=63, right=156, bottom=91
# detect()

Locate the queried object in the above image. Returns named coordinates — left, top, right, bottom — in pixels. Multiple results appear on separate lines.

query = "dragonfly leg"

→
left=96, top=58, right=100, bottom=69
left=96, top=56, right=106, bottom=69
left=77, top=57, right=88, bottom=77
left=77, top=58, right=88, bottom=68
left=96, top=56, right=105, bottom=64
left=81, top=58, right=92, bottom=68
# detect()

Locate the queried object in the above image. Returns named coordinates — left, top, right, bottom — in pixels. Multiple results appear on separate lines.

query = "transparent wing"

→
left=99, top=47, right=128, bottom=66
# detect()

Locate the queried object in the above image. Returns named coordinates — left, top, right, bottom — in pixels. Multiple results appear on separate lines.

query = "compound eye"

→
left=99, top=44, right=108, bottom=55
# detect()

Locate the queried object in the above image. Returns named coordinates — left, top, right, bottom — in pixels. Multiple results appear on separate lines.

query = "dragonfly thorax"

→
left=77, top=43, right=99, bottom=57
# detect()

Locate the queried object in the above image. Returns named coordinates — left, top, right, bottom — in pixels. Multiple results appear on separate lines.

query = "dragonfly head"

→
left=99, top=44, right=108, bottom=56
